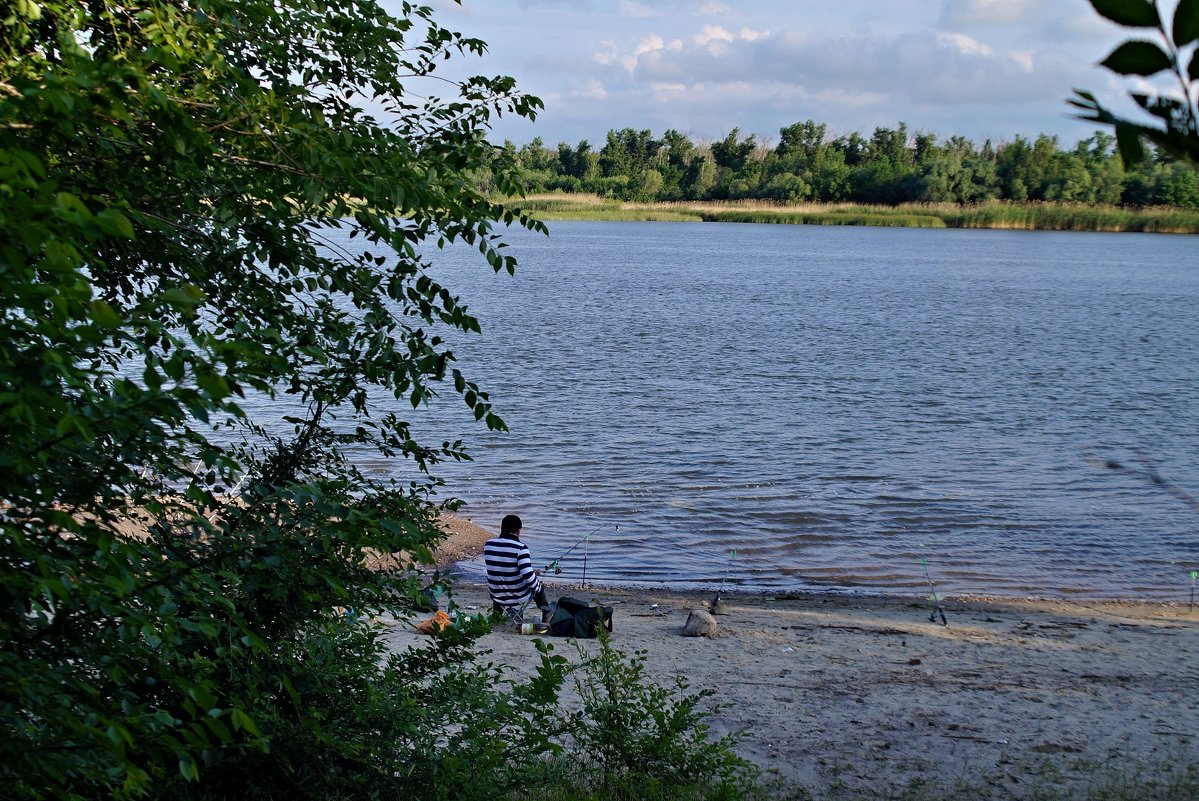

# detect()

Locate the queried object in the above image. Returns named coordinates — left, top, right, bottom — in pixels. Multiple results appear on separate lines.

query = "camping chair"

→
left=492, top=594, right=534, bottom=632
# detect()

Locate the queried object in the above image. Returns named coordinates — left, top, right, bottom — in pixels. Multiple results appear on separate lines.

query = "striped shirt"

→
left=483, top=535, right=542, bottom=607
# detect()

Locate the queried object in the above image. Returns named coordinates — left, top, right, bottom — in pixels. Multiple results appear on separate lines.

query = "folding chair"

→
left=493, top=594, right=533, bottom=632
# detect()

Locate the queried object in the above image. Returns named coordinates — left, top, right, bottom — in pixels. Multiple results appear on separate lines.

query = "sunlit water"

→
left=267, top=221, right=1199, bottom=601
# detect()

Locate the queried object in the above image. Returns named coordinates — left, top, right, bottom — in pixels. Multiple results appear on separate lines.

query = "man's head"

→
left=500, top=514, right=522, bottom=538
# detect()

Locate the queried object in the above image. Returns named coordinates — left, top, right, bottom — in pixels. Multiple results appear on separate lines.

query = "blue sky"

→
left=412, top=0, right=1154, bottom=147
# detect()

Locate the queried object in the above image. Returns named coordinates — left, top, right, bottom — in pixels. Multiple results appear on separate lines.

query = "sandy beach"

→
left=389, top=517, right=1199, bottom=797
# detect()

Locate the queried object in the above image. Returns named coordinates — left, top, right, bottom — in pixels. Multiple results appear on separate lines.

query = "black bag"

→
left=548, top=596, right=613, bottom=639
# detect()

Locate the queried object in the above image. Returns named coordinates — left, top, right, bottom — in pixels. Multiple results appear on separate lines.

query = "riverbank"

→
left=512, top=193, right=1199, bottom=234
left=423, top=517, right=1199, bottom=798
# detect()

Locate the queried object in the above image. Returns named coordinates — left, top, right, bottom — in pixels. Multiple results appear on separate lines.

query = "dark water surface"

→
left=334, top=221, right=1199, bottom=601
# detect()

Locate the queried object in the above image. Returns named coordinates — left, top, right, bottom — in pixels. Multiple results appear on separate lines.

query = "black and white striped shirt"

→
left=483, top=535, right=541, bottom=607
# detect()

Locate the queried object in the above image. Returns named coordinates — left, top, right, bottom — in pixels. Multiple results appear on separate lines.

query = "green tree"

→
left=557, top=139, right=594, bottom=179
left=776, top=119, right=829, bottom=165
left=709, top=128, right=761, bottom=198
left=710, top=128, right=757, bottom=175
left=996, top=134, right=1060, bottom=201
left=656, top=128, right=695, bottom=198
left=832, top=131, right=869, bottom=166
left=1158, top=158, right=1199, bottom=203
left=681, top=152, right=718, bottom=198
left=0, top=1, right=559, bottom=798
left=519, top=136, right=557, bottom=173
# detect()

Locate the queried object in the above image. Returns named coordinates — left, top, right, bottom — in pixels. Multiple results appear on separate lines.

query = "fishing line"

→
left=709, top=549, right=737, bottom=613
left=543, top=524, right=617, bottom=577
left=921, top=553, right=948, bottom=627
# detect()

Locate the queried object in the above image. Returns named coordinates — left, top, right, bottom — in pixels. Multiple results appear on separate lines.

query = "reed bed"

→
left=699, top=209, right=947, bottom=228
left=508, top=194, right=1199, bottom=233
left=937, top=201, right=1199, bottom=233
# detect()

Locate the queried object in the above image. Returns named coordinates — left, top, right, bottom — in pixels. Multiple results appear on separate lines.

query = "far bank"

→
left=511, top=193, right=1199, bottom=234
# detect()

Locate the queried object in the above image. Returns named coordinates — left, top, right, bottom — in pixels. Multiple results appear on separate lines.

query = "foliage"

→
left=507, top=119, right=1199, bottom=210
left=557, top=634, right=758, bottom=800
left=0, top=1, right=558, bottom=798
left=1071, top=0, right=1199, bottom=166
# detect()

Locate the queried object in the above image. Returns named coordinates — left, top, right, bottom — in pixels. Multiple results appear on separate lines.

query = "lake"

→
left=332, top=221, right=1199, bottom=601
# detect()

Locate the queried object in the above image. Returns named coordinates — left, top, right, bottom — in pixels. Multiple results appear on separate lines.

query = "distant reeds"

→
left=936, top=201, right=1199, bottom=233
left=508, top=193, right=1199, bottom=233
left=699, top=209, right=946, bottom=228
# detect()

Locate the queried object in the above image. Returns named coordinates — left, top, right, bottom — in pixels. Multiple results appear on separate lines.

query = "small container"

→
left=520, top=622, right=535, bottom=635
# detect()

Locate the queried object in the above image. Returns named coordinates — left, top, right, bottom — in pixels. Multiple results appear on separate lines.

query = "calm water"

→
left=325, top=221, right=1199, bottom=601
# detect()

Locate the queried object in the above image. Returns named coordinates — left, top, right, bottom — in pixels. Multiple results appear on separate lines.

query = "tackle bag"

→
left=548, top=596, right=613, bottom=639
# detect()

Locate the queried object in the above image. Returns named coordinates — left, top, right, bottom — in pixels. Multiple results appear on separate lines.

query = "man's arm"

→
left=514, top=543, right=542, bottom=595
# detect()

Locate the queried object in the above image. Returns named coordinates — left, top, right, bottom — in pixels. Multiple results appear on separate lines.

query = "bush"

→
left=557, top=635, right=759, bottom=800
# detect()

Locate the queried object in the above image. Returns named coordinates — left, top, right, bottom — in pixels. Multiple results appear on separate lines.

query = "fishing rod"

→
left=542, top=524, right=617, bottom=577
left=1191, top=570, right=1197, bottom=614
left=709, top=549, right=737, bottom=614
left=921, top=555, right=948, bottom=627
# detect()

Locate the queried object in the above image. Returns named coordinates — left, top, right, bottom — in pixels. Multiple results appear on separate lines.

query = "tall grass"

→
left=699, top=209, right=946, bottom=228
left=507, top=193, right=1199, bottom=233
left=937, top=201, right=1199, bottom=233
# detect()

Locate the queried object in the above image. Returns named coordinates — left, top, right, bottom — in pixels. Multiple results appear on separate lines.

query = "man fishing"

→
left=483, top=514, right=552, bottom=623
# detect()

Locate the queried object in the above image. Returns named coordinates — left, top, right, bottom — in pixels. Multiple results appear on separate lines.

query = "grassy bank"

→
left=513, top=194, right=1199, bottom=233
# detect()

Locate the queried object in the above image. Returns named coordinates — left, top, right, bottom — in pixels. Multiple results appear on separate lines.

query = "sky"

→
left=404, top=0, right=1161, bottom=149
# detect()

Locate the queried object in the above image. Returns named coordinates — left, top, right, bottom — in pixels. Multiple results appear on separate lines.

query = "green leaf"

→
left=1114, top=122, right=1147, bottom=166
left=1190, top=49, right=1199, bottom=80
left=94, top=208, right=135, bottom=239
left=161, top=285, right=205, bottom=308
left=230, top=708, right=259, bottom=736
left=1100, top=40, right=1173, bottom=75
left=1175, top=0, right=1199, bottom=45
left=178, top=756, right=200, bottom=782
left=1090, top=0, right=1160, bottom=27
left=89, top=300, right=122, bottom=328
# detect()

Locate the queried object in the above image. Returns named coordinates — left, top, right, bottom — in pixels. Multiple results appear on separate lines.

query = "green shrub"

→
left=556, top=634, right=759, bottom=801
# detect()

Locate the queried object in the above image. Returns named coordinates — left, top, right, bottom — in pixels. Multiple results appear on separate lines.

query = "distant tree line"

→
left=502, top=121, right=1199, bottom=208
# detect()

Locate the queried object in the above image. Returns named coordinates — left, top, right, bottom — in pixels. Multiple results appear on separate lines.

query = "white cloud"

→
left=633, top=34, right=666, bottom=56
left=936, top=31, right=993, bottom=57
left=1010, top=50, right=1034, bottom=73
left=940, top=0, right=1039, bottom=27
left=650, top=81, right=688, bottom=95
left=695, top=25, right=735, bottom=46
left=618, top=34, right=667, bottom=71
left=574, top=79, right=609, bottom=100
left=594, top=41, right=619, bottom=66
left=467, top=0, right=1115, bottom=146
left=622, top=25, right=1080, bottom=111
left=619, top=0, right=656, bottom=17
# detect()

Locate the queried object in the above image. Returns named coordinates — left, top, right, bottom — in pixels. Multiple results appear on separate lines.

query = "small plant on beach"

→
left=557, top=634, right=759, bottom=801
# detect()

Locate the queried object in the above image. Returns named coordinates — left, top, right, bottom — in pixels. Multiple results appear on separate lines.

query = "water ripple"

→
left=310, top=222, right=1199, bottom=601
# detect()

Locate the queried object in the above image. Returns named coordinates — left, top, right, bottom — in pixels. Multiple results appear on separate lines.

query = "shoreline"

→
left=419, top=517, right=1199, bottom=797
left=434, top=514, right=1196, bottom=610
left=388, top=571, right=1199, bottom=798
left=509, top=193, right=1199, bottom=234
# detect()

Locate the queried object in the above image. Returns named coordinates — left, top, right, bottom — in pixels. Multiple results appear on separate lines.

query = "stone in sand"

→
left=683, top=608, right=717, bottom=637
